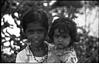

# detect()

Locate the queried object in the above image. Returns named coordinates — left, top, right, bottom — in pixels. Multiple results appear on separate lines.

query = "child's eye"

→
left=27, top=30, right=34, bottom=34
left=29, top=31, right=34, bottom=34
left=62, top=35, right=69, bottom=38
left=62, top=36, right=67, bottom=38
left=37, top=31, right=42, bottom=34
left=37, top=30, right=44, bottom=34
left=54, top=35, right=59, bottom=38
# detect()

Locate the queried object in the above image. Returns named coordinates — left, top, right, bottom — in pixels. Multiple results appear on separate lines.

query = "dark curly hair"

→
left=48, top=17, right=78, bottom=45
left=20, top=9, right=49, bottom=32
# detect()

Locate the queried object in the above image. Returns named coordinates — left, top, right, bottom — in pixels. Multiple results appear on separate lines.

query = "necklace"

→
left=29, top=45, right=48, bottom=63
left=33, top=54, right=48, bottom=63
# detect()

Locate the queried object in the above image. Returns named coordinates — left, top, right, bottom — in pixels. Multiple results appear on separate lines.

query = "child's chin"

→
left=34, top=41, right=39, bottom=44
left=31, top=42, right=41, bottom=47
left=57, top=45, right=64, bottom=49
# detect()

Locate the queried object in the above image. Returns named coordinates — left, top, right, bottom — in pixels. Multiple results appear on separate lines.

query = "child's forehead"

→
left=27, top=22, right=41, bottom=26
left=54, top=28, right=69, bottom=35
left=27, top=23, right=45, bottom=30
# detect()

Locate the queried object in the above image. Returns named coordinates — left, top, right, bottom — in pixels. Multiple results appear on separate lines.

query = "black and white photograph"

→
left=1, top=0, right=99, bottom=63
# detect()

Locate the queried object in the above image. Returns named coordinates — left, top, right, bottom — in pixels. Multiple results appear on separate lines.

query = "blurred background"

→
left=1, top=0, right=99, bottom=63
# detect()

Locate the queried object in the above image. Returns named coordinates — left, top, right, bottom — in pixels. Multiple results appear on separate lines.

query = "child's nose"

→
left=58, top=37, right=63, bottom=42
left=33, top=32, right=39, bottom=38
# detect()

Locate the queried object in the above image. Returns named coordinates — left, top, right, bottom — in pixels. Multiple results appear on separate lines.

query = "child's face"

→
left=53, top=29, right=71, bottom=49
left=25, top=23, right=47, bottom=47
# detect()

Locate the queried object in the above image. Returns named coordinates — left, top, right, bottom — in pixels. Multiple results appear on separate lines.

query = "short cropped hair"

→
left=49, top=18, right=77, bottom=44
left=21, top=9, right=49, bottom=32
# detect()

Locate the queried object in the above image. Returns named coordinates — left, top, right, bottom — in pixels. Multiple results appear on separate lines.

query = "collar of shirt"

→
left=25, top=46, right=33, bottom=56
left=25, top=43, right=48, bottom=58
left=24, top=46, right=48, bottom=63
left=25, top=41, right=48, bottom=56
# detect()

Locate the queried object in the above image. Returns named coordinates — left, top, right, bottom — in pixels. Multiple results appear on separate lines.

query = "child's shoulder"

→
left=17, top=47, right=28, bottom=56
left=64, top=47, right=77, bottom=57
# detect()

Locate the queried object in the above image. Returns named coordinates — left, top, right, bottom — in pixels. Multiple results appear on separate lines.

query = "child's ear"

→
left=23, top=31, right=28, bottom=39
left=20, top=30, right=27, bottom=39
left=44, top=30, right=48, bottom=35
left=45, top=34, right=49, bottom=41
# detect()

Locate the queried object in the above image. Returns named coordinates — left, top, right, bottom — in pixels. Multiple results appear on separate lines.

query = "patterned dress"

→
left=16, top=41, right=78, bottom=63
left=47, top=43, right=78, bottom=63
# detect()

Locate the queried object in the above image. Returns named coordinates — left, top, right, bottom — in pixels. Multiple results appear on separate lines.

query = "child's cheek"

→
left=27, top=35, right=34, bottom=39
left=63, top=38, right=71, bottom=46
left=53, top=38, right=59, bottom=44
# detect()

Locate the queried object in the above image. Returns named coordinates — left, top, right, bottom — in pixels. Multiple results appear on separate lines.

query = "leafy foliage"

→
left=1, top=0, right=99, bottom=63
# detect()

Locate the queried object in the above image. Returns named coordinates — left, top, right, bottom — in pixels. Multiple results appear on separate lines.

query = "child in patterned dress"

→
left=47, top=17, right=78, bottom=63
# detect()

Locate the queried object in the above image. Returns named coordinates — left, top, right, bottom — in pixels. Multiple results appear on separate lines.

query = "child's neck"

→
left=55, top=46, right=72, bottom=51
left=29, top=43, right=48, bottom=57
left=29, top=43, right=44, bottom=51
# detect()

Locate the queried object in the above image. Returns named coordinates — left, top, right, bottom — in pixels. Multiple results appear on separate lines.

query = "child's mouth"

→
left=30, top=39, right=40, bottom=43
left=56, top=44, right=64, bottom=49
left=34, top=40, right=39, bottom=43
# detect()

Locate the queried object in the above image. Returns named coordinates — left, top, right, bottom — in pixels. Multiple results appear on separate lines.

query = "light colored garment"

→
left=47, top=44, right=78, bottom=63
left=16, top=46, right=48, bottom=63
left=16, top=42, right=78, bottom=63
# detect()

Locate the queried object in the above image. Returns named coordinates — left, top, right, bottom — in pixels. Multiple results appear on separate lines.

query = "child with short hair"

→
left=47, top=18, right=78, bottom=63
left=16, top=9, right=49, bottom=63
